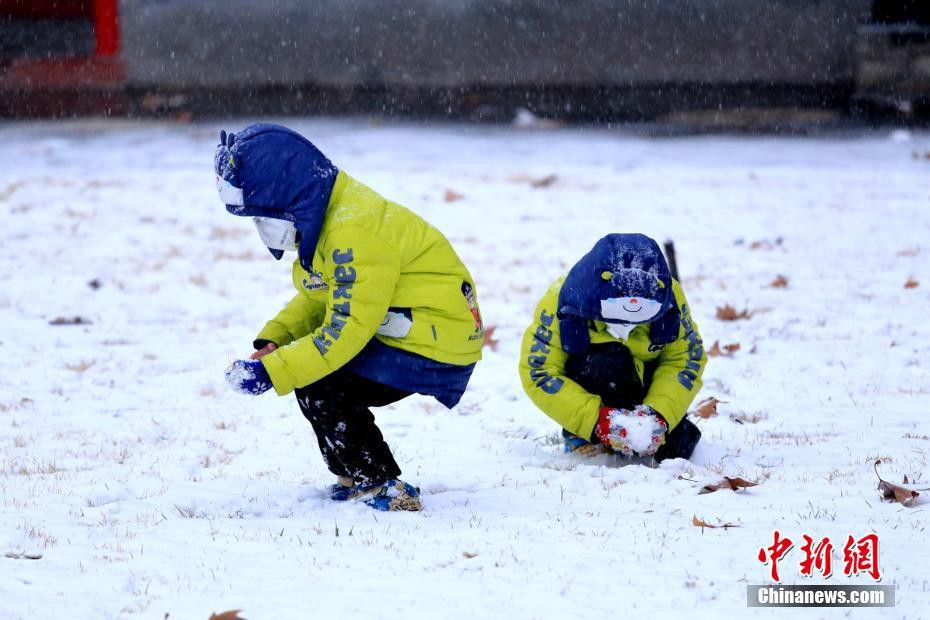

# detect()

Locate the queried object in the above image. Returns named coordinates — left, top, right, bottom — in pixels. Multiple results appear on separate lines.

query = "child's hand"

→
left=225, top=359, right=274, bottom=395
left=250, top=342, right=277, bottom=360
left=594, top=406, right=668, bottom=456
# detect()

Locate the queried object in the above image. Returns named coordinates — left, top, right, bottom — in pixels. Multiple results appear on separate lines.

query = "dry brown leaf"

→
left=462, top=551, right=478, bottom=559
left=716, top=304, right=752, bottom=321
left=529, top=174, right=558, bottom=188
left=443, top=189, right=464, bottom=203
left=904, top=278, right=919, bottom=289
left=749, top=240, right=773, bottom=251
left=210, top=611, right=245, bottom=620
left=699, top=476, right=760, bottom=495
left=878, top=480, right=920, bottom=506
left=769, top=275, right=789, bottom=288
left=482, top=325, right=499, bottom=351
left=692, top=397, right=725, bottom=419
left=707, top=340, right=741, bottom=357
left=874, top=460, right=924, bottom=507
left=692, top=515, right=740, bottom=529
left=65, top=360, right=95, bottom=373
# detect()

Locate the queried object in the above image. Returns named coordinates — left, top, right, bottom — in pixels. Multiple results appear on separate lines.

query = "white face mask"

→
left=600, top=297, right=662, bottom=323
left=253, top=217, right=298, bottom=251
left=216, top=175, right=244, bottom=206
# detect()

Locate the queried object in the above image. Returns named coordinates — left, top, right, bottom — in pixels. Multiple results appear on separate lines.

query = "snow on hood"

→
left=557, top=233, right=679, bottom=353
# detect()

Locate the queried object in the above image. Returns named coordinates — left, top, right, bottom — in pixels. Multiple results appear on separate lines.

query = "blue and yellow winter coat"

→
left=519, top=235, right=706, bottom=438
left=215, top=124, right=483, bottom=407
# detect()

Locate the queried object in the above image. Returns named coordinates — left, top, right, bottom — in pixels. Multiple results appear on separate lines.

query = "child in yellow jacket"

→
left=216, top=124, right=484, bottom=511
left=519, top=234, right=706, bottom=462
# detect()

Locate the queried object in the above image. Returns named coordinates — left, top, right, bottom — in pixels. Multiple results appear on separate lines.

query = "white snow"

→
left=613, top=407, right=659, bottom=454
left=1, top=119, right=929, bottom=619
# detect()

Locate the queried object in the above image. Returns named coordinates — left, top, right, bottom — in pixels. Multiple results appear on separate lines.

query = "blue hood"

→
left=214, top=123, right=339, bottom=271
left=558, top=234, right=679, bottom=353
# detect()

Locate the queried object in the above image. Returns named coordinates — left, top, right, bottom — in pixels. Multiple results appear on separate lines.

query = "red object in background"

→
left=93, top=0, right=119, bottom=56
left=0, top=0, right=92, bottom=18
left=0, top=0, right=122, bottom=95
left=0, top=0, right=119, bottom=57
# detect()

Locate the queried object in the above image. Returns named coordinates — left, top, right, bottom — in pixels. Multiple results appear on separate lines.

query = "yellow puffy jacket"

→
left=257, top=171, right=484, bottom=395
left=519, top=276, right=706, bottom=438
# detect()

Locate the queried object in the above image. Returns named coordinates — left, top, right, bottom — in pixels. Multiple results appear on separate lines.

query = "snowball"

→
left=613, top=407, right=658, bottom=453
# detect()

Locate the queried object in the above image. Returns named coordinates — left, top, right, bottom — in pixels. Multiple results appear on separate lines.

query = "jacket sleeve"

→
left=518, top=285, right=602, bottom=439
left=255, top=292, right=327, bottom=348
left=643, top=281, right=707, bottom=430
left=260, top=226, right=401, bottom=395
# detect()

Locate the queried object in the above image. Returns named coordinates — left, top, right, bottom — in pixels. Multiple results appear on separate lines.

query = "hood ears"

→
left=215, top=124, right=339, bottom=269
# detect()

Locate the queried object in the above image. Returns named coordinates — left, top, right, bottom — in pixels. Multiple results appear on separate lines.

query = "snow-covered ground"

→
left=1, top=119, right=928, bottom=619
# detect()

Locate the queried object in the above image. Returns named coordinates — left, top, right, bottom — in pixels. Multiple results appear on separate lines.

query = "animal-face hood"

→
left=558, top=233, right=679, bottom=353
left=214, top=123, right=339, bottom=270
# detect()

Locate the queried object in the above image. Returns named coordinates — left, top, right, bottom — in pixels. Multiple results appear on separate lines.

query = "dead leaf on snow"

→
left=529, top=174, right=558, bottom=188
left=443, top=189, right=464, bottom=203
left=692, top=397, right=725, bottom=419
left=4, top=551, right=42, bottom=560
left=699, top=476, right=760, bottom=495
left=49, top=316, right=93, bottom=326
left=462, top=551, right=478, bottom=559
left=748, top=238, right=782, bottom=251
left=65, top=360, right=95, bottom=373
left=692, top=515, right=740, bottom=529
left=716, top=304, right=752, bottom=321
left=209, top=611, right=245, bottom=620
left=904, top=278, right=919, bottom=289
left=769, top=275, right=789, bottom=288
left=707, top=340, right=741, bottom=357
left=874, top=460, right=926, bottom=507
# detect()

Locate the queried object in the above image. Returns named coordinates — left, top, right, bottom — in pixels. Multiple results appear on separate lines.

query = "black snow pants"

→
left=295, top=369, right=412, bottom=484
left=563, top=342, right=701, bottom=461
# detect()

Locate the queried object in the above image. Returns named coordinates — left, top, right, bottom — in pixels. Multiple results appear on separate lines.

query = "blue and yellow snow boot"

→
left=327, top=477, right=423, bottom=511
left=327, top=476, right=359, bottom=502
left=563, top=429, right=612, bottom=457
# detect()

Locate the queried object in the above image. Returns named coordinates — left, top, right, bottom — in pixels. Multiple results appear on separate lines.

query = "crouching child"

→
left=216, top=124, right=484, bottom=511
left=519, top=233, right=706, bottom=463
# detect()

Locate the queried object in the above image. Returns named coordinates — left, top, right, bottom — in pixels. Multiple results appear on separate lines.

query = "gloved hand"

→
left=225, top=359, right=274, bottom=395
left=594, top=405, right=668, bottom=456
